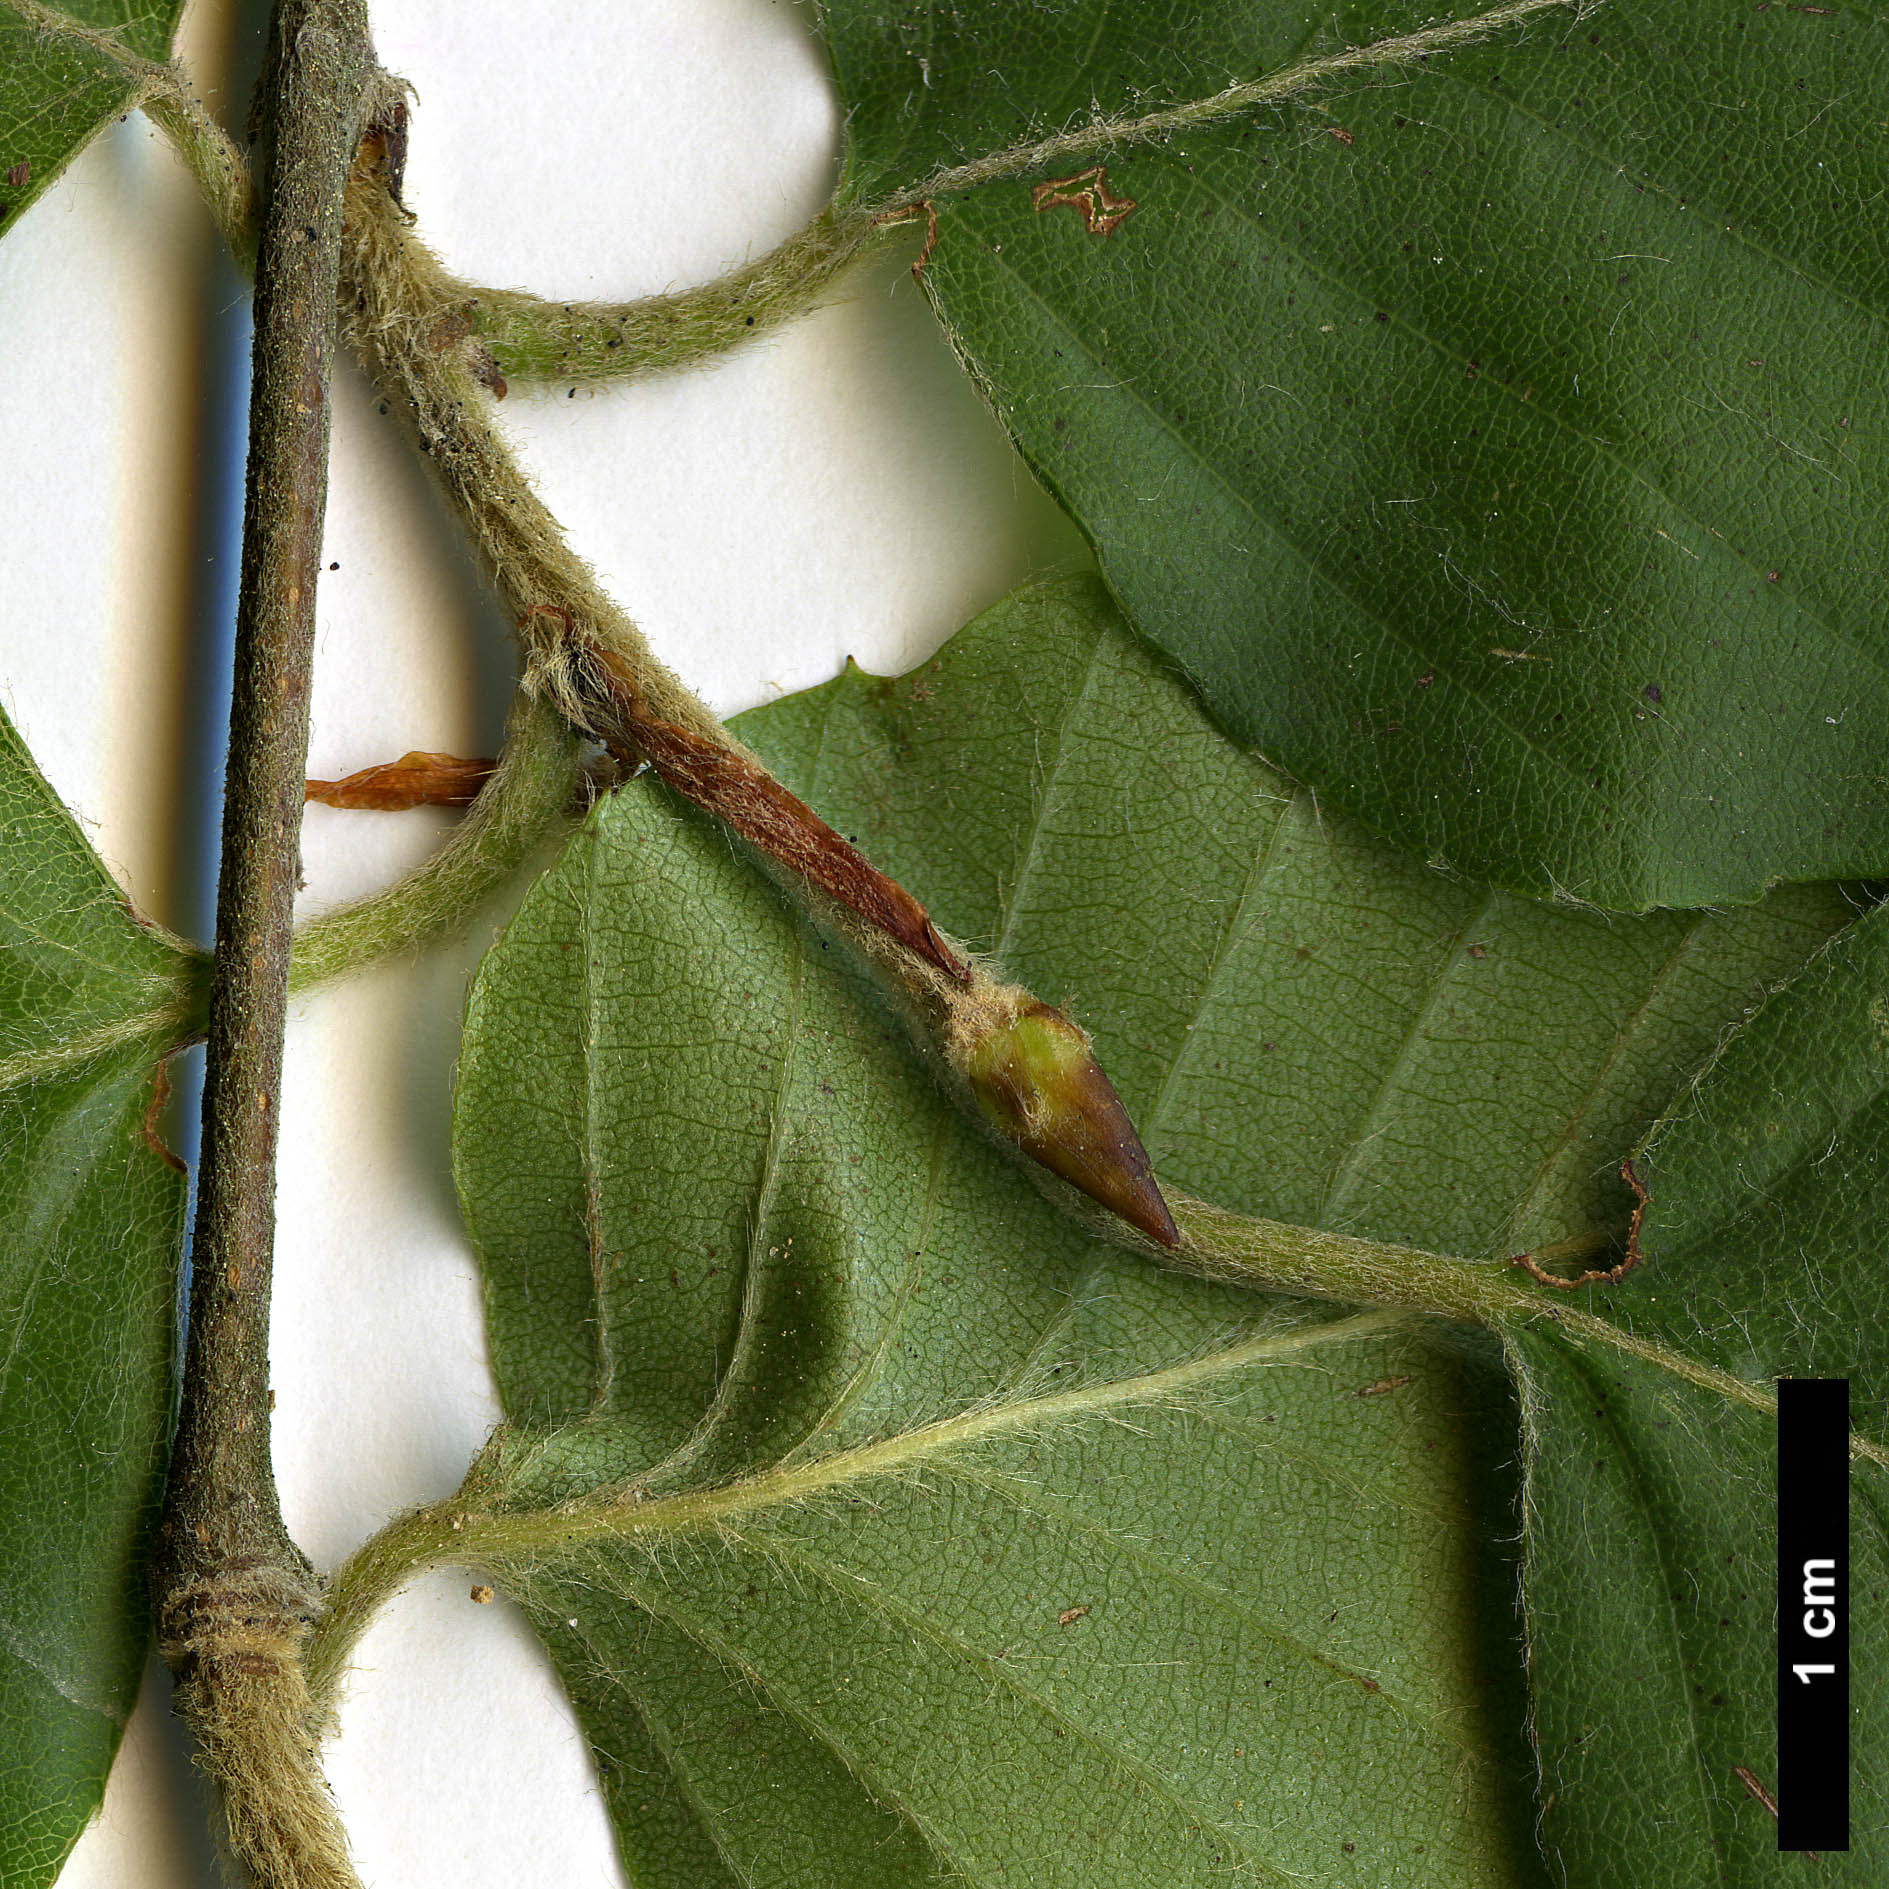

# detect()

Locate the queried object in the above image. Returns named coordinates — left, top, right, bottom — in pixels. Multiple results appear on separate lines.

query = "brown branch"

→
left=336, top=103, right=1176, bottom=1249
left=591, top=657, right=968, bottom=984
left=149, top=6, right=376, bottom=1885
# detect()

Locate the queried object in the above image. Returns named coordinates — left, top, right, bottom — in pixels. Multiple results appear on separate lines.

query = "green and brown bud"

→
left=963, top=999, right=1179, bottom=1248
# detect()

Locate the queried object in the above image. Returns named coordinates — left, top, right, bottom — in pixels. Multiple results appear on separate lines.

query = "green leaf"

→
left=0, top=703, right=198, bottom=1885
left=0, top=2, right=186, bottom=244
left=1513, top=908, right=1889, bottom=1877
left=454, top=576, right=1863, bottom=1884
left=819, top=0, right=1889, bottom=909
left=457, top=819, right=1542, bottom=1880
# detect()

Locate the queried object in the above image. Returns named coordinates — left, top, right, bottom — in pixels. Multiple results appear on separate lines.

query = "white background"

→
left=1, top=2, right=1083, bottom=1881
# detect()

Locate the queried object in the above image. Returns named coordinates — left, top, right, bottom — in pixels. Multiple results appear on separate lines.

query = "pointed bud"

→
left=964, top=1001, right=1179, bottom=1247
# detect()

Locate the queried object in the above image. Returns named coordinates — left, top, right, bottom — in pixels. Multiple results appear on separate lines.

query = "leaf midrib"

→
left=1554, top=1342, right=1730, bottom=1885
left=863, top=0, right=1889, bottom=389
left=863, top=0, right=1582, bottom=209
left=0, top=902, right=178, bottom=990
left=497, top=1261, right=1889, bottom=1568
left=0, top=998, right=191, bottom=1092
left=0, top=0, right=166, bottom=75
left=497, top=1314, right=1402, bottom=1556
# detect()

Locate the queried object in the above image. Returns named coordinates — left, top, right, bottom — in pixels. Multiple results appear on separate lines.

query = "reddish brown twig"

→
left=586, top=649, right=968, bottom=986
left=337, top=145, right=1173, bottom=1250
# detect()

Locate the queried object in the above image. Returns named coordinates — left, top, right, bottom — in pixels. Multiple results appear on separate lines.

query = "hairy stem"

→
left=411, top=0, right=1585, bottom=385
left=135, top=0, right=1582, bottom=394
left=148, top=8, right=375, bottom=1886
left=470, top=203, right=884, bottom=386
left=335, top=95, right=1177, bottom=1246
left=126, top=42, right=890, bottom=384
left=302, top=1171, right=1889, bottom=1693
left=289, top=692, right=581, bottom=991
left=0, top=3, right=256, bottom=258
left=143, top=81, right=256, bottom=269
left=894, top=0, right=1580, bottom=202
left=303, top=1502, right=472, bottom=1719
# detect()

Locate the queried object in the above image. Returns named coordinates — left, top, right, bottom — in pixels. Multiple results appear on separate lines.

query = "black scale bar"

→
left=1777, top=1377, right=1849, bottom=1853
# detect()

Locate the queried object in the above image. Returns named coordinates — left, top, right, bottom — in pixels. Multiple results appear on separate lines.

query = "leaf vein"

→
left=1315, top=887, right=1501, bottom=1227
left=963, top=244, right=1672, bottom=860
left=724, top=1527, right=1316, bottom=1886
left=931, top=1450, right=1483, bottom=1756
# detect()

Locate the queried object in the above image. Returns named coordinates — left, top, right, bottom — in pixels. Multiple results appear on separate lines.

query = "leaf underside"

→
left=1515, top=906, right=1889, bottom=1878
left=0, top=703, right=194, bottom=1885
left=455, top=578, right=1880, bottom=1886
left=822, top=0, right=1889, bottom=909
left=1, top=21, right=194, bottom=1868
left=0, top=3, right=183, bottom=242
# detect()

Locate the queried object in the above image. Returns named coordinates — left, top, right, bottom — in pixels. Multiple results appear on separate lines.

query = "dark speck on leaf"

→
left=1644, top=683, right=1662, bottom=702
